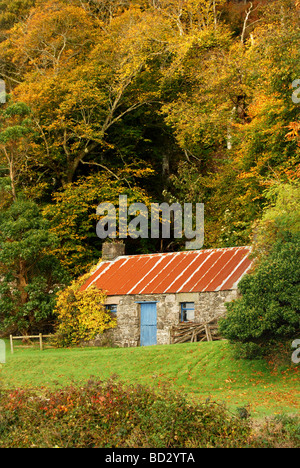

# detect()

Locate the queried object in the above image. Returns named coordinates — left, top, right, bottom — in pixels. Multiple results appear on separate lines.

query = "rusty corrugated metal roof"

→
left=81, top=247, right=252, bottom=296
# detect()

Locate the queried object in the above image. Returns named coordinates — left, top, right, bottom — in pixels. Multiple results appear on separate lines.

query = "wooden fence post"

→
left=39, top=333, right=43, bottom=351
left=10, top=335, right=13, bottom=354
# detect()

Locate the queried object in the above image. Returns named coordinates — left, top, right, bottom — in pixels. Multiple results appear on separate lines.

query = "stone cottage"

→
left=80, top=244, right=252, bottom=347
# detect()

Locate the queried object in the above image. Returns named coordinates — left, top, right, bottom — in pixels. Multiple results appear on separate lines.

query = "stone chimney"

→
left=102, top=241, right=125, bottom=261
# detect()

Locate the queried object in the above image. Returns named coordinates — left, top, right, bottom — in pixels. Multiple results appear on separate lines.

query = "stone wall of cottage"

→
left=92, top=289, right=238, bottom=348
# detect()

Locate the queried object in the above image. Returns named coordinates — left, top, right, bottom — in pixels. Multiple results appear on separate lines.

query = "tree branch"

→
left=241, top=2, right=253, bottom=44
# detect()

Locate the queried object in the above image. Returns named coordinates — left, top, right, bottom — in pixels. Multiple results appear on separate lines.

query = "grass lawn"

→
left=0, top=339, right=299, bottom=419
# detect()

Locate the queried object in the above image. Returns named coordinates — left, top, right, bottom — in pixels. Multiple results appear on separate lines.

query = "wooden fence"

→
left=170, top=316, right=223, bottom=344
left=9, top=334, right=53, bottom=353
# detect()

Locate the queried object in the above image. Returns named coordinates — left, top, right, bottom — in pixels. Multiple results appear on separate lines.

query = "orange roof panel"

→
left=81, top=247, right=252, bottom=296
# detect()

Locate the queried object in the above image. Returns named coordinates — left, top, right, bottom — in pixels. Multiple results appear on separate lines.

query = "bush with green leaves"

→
left=219, top=234, right=300, bottom=358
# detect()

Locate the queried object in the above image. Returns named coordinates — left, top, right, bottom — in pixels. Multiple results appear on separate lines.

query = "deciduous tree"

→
left=0, top=200, right=69, bottom=336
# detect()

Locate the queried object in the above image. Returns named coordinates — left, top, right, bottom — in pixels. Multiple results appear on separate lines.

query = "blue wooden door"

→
left=140, top=302, right=157, bottom=346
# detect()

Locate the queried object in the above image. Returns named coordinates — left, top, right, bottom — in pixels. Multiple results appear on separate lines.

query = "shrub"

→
left=231, top=342, right=263, bottom=360
left=219, top=234, right=300, bottom=357
left=252, top=414, right=300, bottom=448
left=0, top=377, right=251, bottom=448
left=52, top=273, right=116, bottom=347
left=1, top=378, right=300, bottom=448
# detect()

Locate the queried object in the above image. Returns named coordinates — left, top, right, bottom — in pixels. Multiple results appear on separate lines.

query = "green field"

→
left=0, top=339, right=299, bottom=418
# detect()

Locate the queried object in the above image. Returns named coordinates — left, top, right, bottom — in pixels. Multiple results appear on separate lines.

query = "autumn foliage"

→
left=1, top=376, right=300, bottom=448
left=0, top=377, right=251, bottom=448
left=53, top=272, right=116, bottom=347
